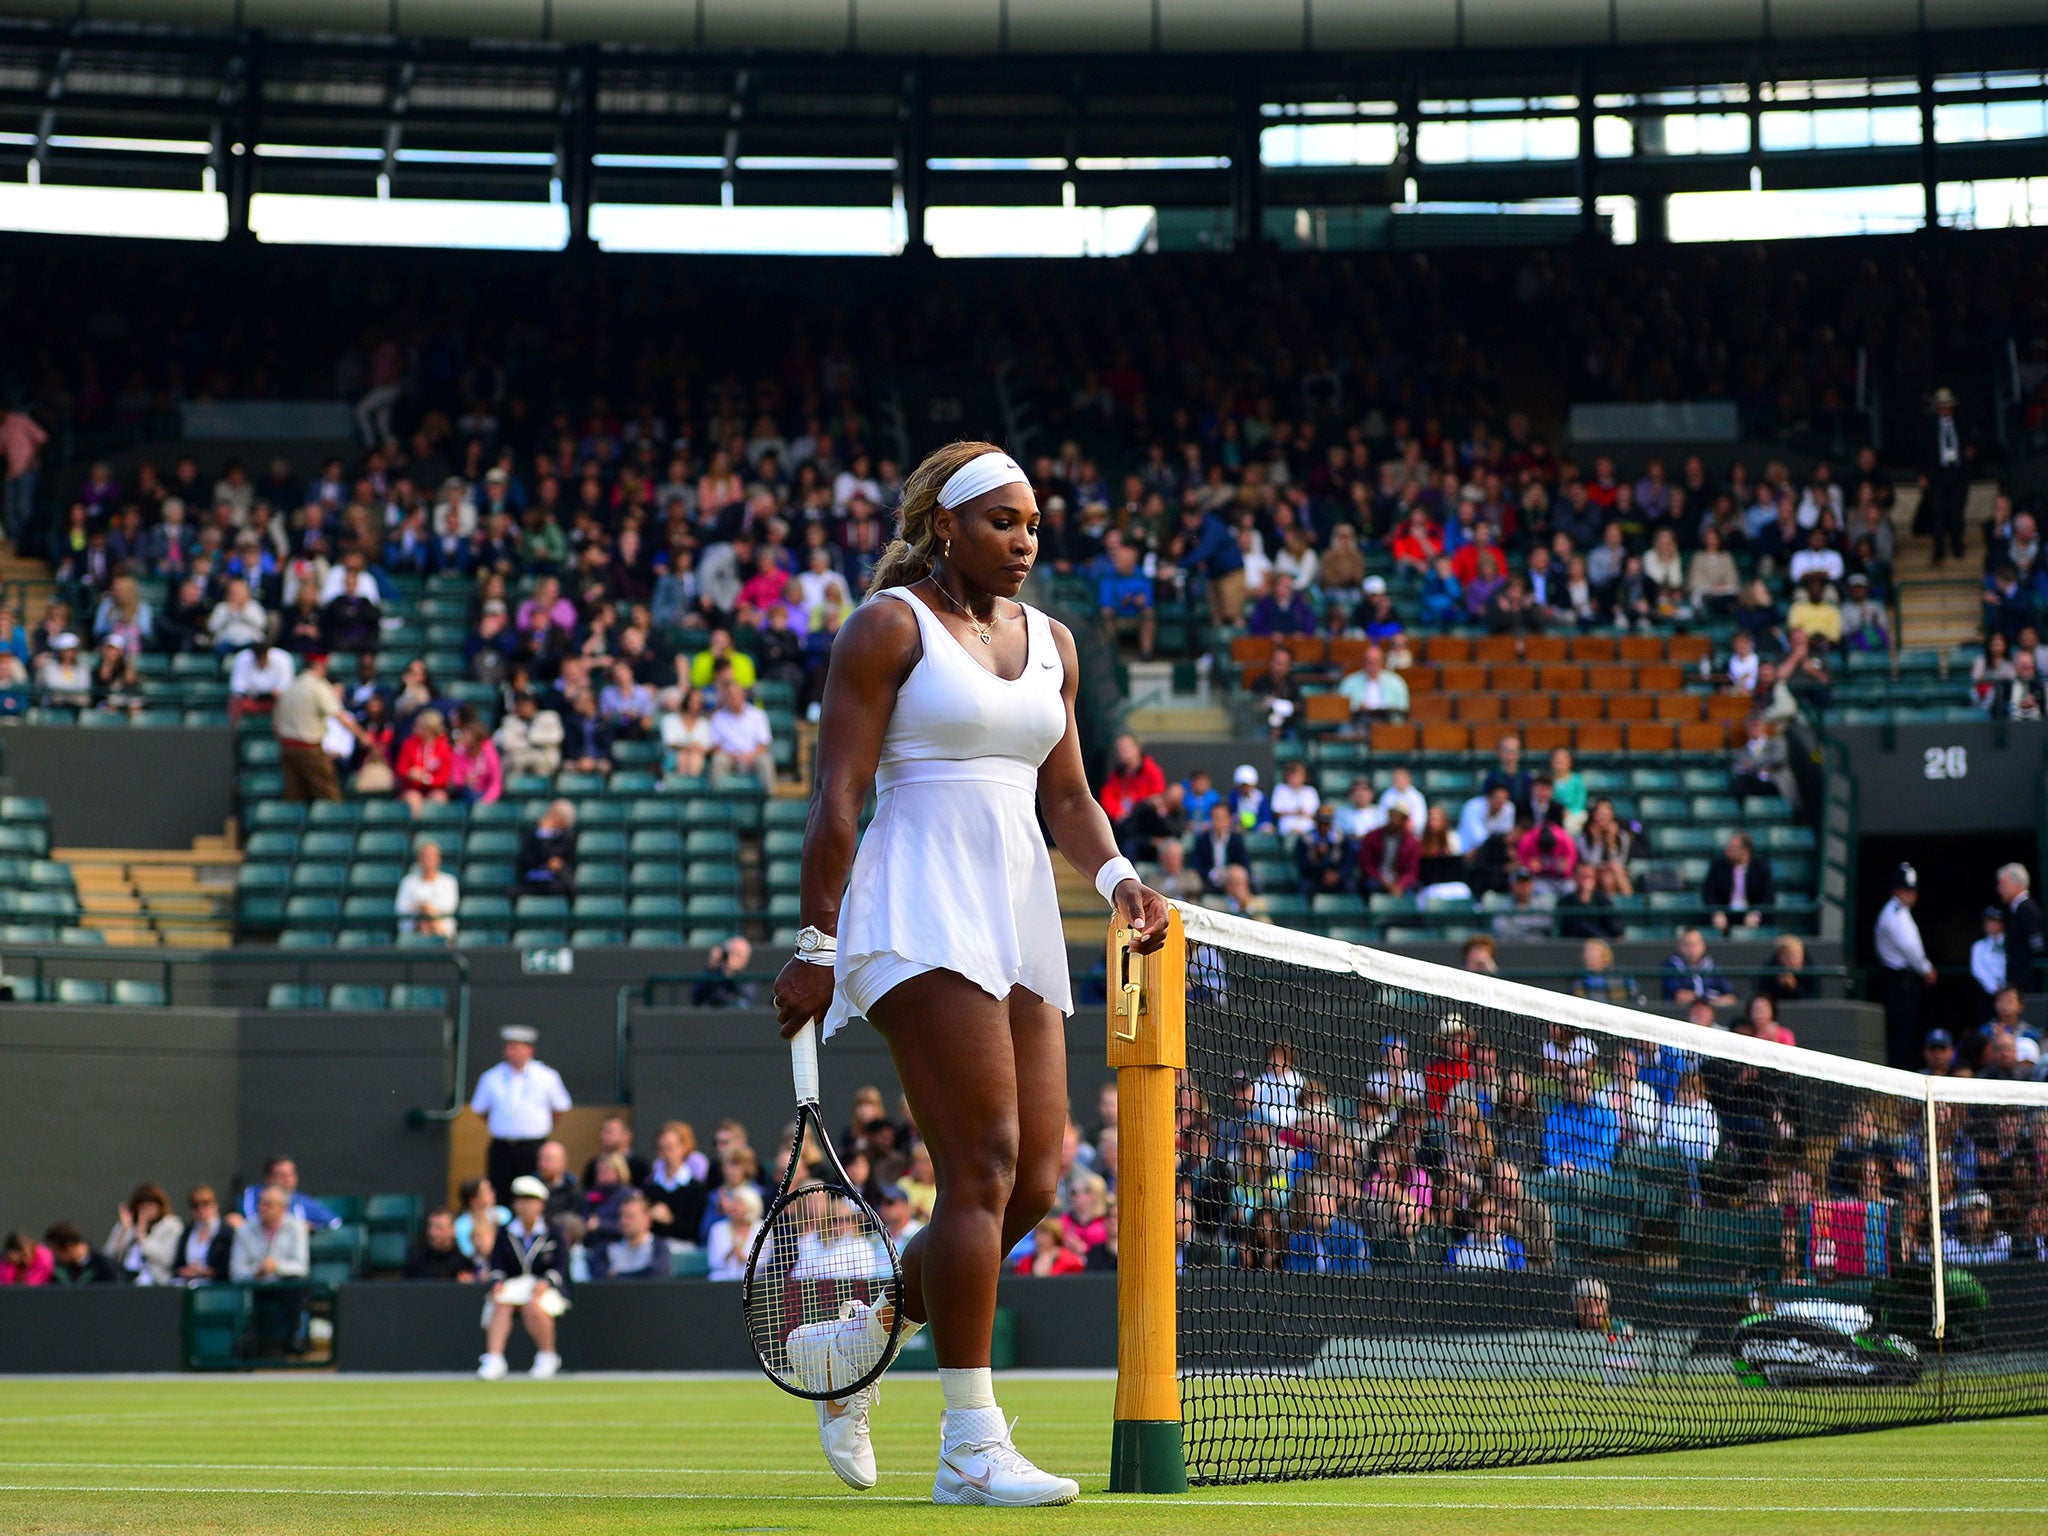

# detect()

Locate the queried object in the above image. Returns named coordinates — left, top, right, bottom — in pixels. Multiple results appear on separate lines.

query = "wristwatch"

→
left=795, top=925, right=837, bottom=965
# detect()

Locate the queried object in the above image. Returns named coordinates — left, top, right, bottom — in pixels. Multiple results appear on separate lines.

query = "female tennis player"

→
left=772, top=439, right=1170, bottom=1507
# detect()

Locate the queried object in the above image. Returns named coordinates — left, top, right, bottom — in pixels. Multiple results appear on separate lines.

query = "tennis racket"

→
left=743, top=1019, right=905, bottom=1399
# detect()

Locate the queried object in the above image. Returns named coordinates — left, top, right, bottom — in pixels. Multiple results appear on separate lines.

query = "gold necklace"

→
left=926, top=572, right=1003, bottom=645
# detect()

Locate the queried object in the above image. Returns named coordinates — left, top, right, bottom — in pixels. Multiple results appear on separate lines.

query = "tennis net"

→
left=1142, top=904, right=2048, bottom=1486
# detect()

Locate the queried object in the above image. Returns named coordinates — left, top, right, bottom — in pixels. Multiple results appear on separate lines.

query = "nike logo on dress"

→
left=1039, top=656, right=1058, bottom=668
left=945, top=1453, right=993, bottom=1490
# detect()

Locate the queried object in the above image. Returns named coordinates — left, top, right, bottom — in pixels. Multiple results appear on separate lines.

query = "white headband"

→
left=937, top=451, right=1029, bottom=509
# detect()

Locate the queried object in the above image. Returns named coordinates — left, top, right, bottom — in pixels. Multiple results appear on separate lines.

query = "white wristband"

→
left=1094, top=855, right=1140, bottom=904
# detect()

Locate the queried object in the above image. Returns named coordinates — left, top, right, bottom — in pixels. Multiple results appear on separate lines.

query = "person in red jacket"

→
left=1449, top=524, right=1507, bottom=586
left=1389, top=509, right=1443, bottom=574
left=396, top=707, right=454, bottom=810
left=1423, top=1018, right=1474, bottom=1117
left=1097, top=732, right=1165, bottom=828
left=1358, top=804, right=1421, bottom=897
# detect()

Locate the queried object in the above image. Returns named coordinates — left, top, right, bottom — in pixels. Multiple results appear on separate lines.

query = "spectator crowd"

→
left=1174, top=993, right=2048, bottom=1282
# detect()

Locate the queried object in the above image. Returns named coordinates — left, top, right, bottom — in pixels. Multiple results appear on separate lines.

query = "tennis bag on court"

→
left=1730, top=1298, right=1924, bottom=1388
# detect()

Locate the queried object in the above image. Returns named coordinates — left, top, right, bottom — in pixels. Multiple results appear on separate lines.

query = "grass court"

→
left=0, top=1374, right=2042, bottom=1535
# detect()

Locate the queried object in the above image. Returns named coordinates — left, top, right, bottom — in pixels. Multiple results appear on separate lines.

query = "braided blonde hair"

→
left=867, top=439, right=1006, bottom=593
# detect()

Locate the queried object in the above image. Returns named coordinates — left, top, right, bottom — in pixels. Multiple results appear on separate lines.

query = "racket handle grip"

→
left=790, top=1020, right=820, bottom=1107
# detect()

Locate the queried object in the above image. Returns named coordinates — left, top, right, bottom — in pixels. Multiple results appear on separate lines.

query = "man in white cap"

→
left=1875, top=862, right=1938, bottom=1068
left=478, top=1173, right=568, bottom=1380
left=37, top=632, right=90, bottom=710
left=470, top=1026, right=571, bottom=1199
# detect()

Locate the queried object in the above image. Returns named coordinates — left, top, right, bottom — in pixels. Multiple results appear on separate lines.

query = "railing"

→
left=611, top=969, right=780, bottom=1104
left=1819, top=731, right=1860, bottom=961
left=0, top=943, right=471, bottom=1123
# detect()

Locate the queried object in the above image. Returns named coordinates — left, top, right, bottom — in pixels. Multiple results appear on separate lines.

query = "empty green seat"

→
left=54, top=977, right=108, bottom=1004
left=629, top=928, right=685, bottom=948
left=328, top=984, right=389, bottom=1010
left=515, top=894, right=570, bottom=921
left=238, top=864, right=291, bottom=893
left=685, top=861, right=740, bottom=893
left=309, top=1222, right=367, bottom=1271
left=762, top=800, right=808, bottom=830
left=580, top=829, right=629, bottom=860
left=364, top=1192, right=421, bottom=1235
left=630, top=861, right=680, bottom=891
left=355, top=829, right=412, bottom=860
left=283, top=895, right=342, bottom=924
left=244, top=830, right=299, bottom=860
left=685, top=829, right=740, bottom=859
left=629, top=893, right=684, bottom=921
left=578, top=862, right=626, bottom=893
left=111, top=979, right=166, bottom=1007
left=300, top=830, right=355, bottom=860
left=630, top=829, right=683, bottom=859
left=348, top=865, right=404, bottom=892
left=267, top=984, right=324, bottom=1009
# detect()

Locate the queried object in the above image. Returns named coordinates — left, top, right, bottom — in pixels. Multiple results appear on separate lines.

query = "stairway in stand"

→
left=0, top=544, right=57, bottom=619
left=1890, top=480, right=1999, bottom=652
left=57, top=838, right=242, bottom=947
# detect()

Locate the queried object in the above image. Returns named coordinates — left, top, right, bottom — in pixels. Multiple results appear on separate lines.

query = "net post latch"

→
left=1114, top=929, right=1147, bottom=1041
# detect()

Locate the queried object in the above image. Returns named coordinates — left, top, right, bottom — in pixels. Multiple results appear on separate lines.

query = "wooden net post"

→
left=1106, top=907, right=1189, bottom=1494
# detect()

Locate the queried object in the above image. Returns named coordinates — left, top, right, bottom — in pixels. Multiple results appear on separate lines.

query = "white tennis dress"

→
left=822, top=584, right=1073, bottom=1039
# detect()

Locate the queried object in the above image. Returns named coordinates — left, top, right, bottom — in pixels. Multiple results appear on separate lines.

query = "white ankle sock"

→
left=939, top=1367, right=1004, bottom=1445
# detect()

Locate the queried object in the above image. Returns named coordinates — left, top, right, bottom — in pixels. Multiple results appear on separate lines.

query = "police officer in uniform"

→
left=1875, top=863, right=1938, bottom=1068
left=469, top=1025, right=571, bottom=1199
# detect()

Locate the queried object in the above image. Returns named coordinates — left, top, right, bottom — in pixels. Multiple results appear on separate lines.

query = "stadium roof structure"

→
left=5, top=2, right=2040, bottom=53
left=0, top=5, right=2043, bottom=248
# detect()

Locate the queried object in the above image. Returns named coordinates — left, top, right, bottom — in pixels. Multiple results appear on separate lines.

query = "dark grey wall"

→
left=1832, top=723, right=2046, bottom=836
left=0, top=1286, right=185, bottom=1372
left=0, top=1007, right=240, bottom=1238
left=0, top=1004, right=447, bottom=1237
left=1, top=724, right=235, bottom=849
left=237, top=1011, right=449, bottom=1204
left=628, top=1008, right=1112, bottom=1152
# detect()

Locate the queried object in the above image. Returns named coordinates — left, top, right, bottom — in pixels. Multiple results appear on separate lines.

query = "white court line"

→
left=0, top=1484, right=2041, bottom=1514
left=0, top=1403, right=813, bottom=1428
left=4, top=1461, right=2048, bottom=1486
left=0, top=1460, right=1110, bottom=1479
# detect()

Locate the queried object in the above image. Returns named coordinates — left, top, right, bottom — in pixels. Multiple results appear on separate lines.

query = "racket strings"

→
left=745, top=1183, right=899, bottom=1395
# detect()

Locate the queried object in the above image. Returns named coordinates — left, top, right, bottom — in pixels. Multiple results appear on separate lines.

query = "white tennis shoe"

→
left=933, top=1421, right=1079, bottom=1507
left=529, top=1349, right=561, bottom=1379
left=789, top=1300, right=917, bottom=1491
left=476, top=1352, right=508, bottom=1381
